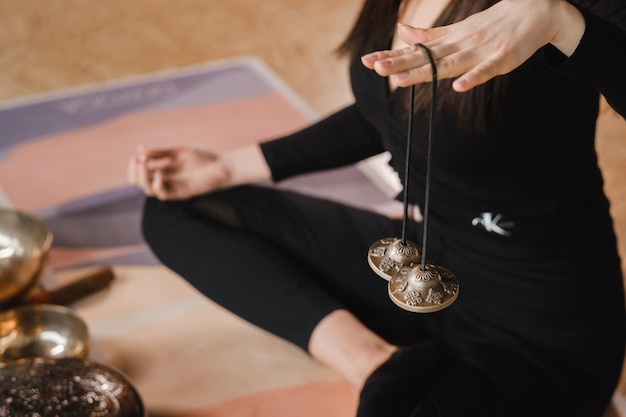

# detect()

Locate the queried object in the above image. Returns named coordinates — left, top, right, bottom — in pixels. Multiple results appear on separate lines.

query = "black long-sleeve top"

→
left=260, top=4, right=626, bottom=244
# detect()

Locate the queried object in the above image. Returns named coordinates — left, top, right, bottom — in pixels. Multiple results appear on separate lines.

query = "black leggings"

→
left=141, top=185, right=624, bottom=417
left=142, top=185, right=429, bottom=349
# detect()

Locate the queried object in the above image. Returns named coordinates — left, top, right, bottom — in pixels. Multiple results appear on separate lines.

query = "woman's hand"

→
left=127, top=144, right=231, bottom=201
left=361, top=0, right=585, bottom=92
left=128, top=143, right=272, bottom=201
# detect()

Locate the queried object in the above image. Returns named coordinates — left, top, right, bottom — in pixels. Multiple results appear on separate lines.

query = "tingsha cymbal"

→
left=367, top=238, right=421, bottom=281
left=388, top=263, right=459, bottom=313
left=369, top=44, right=459, bottom=313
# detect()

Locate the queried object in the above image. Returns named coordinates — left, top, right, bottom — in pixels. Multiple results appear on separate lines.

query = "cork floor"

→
left=2, top=0, right=626, bottom=415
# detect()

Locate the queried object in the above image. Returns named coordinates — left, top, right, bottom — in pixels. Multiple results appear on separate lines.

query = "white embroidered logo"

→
left=471, top=212, right=513, bottom=236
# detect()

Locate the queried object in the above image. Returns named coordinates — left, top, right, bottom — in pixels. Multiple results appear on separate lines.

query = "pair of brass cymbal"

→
left=366, top=44, right=458, bottom=313
left=367, top=237, right=458, bottom=313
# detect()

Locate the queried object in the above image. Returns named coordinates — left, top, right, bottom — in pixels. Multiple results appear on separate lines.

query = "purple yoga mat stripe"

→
left=0, top=56, right=316, bottom=151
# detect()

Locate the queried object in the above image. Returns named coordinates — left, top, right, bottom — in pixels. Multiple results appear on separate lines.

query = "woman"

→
left=128, top=0, right=626, bottom=415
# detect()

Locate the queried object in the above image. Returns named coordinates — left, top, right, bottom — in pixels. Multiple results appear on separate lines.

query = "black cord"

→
left=400, top=84, right=416, bottom=245
left=399, top=43, right=438, bottom=271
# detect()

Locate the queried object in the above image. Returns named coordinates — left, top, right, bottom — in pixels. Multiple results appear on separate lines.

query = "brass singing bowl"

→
left=0, top=357, right=146, bottom=417
left=0, top=206, right=53, bottom=308
left=0, top=304, right=90, bottom=364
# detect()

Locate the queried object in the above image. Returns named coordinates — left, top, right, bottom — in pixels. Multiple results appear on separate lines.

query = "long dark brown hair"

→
left=338, top=0, right=506, bottom=132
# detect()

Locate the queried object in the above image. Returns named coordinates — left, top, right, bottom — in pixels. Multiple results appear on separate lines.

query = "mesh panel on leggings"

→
left=187, top=196, right=243, bottom=228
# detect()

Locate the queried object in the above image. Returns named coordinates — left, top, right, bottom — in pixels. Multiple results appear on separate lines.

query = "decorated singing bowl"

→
left=0, top=357, right=146, bottom=417
left=0, top=206, right=53, bottom=308
left=0, top=304, right=90, bottom=364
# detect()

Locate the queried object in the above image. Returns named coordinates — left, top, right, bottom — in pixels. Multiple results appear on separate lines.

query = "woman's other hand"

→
left=127, top=144, right=230, bottom=200
left=361, top=0, right=585, bottom=92
left=128, top=143, right=272, bottom=201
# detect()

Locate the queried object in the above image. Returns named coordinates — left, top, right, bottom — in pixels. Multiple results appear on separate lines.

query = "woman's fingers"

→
left=363, top=32, right=521, bottom=90
left=361, top=45, right=418, bottom=70
left=450, top=60, right=496, bottom=92
left=128, top=146, right=181, bottom=193
left=360, top=24, right=440, bottom=71
left=128, top=144, right=231, bottom=201
left=396, top=23, right=436, bottom=46
left=134, top=157, right=155, bottom=196
left=150, top=171, right=172, bottom=201
left=138, top=146, right=179, bottom=158
left=362, top=25, right=475, bottom=86
left=144, top=154, right=178, bottom=172
left=361, top=0, right=568, bottom=91
left=368, top=43, right=479, bottom=88
left=128, top=148, right=165, bottom=197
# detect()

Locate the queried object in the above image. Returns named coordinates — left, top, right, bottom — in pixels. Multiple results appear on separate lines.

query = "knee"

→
left=140, top=194, right=243, bottom=251
left=140, top=197, right=183, bottom=248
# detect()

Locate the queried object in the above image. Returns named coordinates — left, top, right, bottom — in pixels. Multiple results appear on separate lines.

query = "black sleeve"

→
left=259, top=104, right=385, bottom=182
left=544, top=5, right=626, bottom=118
